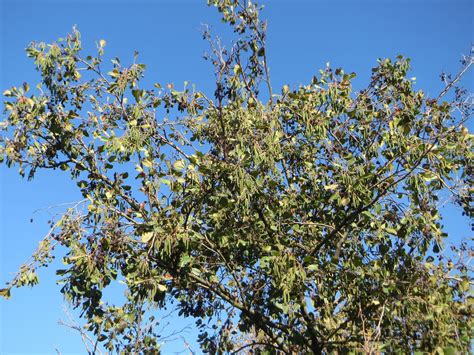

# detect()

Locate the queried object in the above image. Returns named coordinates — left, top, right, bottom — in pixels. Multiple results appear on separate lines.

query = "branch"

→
left=437, top=50, right=474, bottom=100
left=58, top=307, right=103, bottom=355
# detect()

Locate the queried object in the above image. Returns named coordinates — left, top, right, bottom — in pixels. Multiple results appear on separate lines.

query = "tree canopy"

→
left=1, top=0, right=473, bottom=353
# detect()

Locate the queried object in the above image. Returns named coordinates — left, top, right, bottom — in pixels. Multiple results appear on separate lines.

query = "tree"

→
left=1, top=0, right=473, bottom=353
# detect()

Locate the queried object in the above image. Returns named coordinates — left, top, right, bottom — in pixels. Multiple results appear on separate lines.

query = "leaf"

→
left=0, top=288, right=11, bottom=299
left=141, top=232, right=154, bottom=243
left=142, top=159, right=153, bottom=168
left=275, top=302, right=289, bottom=313
left=442, top=348, right=456, bottom=355
left=132, top=89, right=144, bottom=102
left=340, top=197, right=349, bottom=206
left=233, top=64, right=241, bottom=75
left=191, top=268, right=201, bottom=277
left=421, top=171, right=437, bottom=182
left=108, top=70, right=120, bottom=78
left=324, top=183, right=338, bottom=191
left=459, top=279, right=469, bottom=292
left=179, top=254, right=192, bottom=267
left=173, top=160, right=185, bottom=170
left=160, top=179, right=171, bottom=187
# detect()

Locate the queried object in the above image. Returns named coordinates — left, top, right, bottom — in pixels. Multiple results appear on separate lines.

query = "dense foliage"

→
left=1, top=1, right=473, bottom=353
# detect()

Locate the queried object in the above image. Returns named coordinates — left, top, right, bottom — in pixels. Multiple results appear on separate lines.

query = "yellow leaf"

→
left=142, top=159, right=153, bottom=168
left=0, top=288, right=11, bottom=299
left=173, top=160, right=185, bottom=170
left=141, top=231, right=154, bottom=243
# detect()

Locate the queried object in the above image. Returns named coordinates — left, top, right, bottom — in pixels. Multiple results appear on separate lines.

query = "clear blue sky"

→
left=1, top=0, right=472, bottom=353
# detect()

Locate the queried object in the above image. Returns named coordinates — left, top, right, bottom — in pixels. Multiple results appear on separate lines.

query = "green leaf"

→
left=421, top=171, right=437, bottom=182
left=442, top=348, right=456, bottom=355
left=179, top=254, right=192, bottom=267
left=132, top=89, right=144, bottom=102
